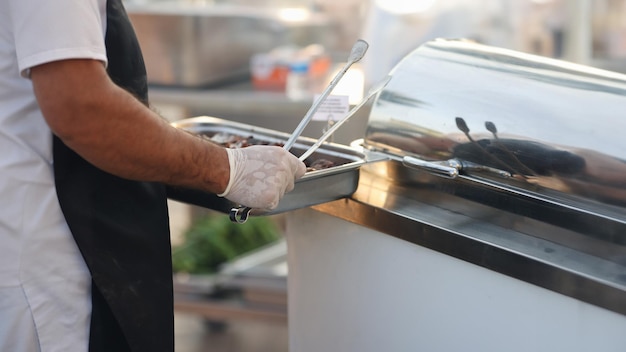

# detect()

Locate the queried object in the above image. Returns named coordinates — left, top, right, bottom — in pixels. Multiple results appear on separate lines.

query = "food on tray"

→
left=307, top=158, right=335, bottom=171
left=202, top=132, right=336, bottom=171
left=206, top=132, right=283, bottom=148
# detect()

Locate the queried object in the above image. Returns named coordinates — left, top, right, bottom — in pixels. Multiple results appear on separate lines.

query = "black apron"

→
left=52, top=1, right=174, bottom=351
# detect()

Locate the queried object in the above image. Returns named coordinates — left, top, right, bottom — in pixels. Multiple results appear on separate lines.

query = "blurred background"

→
left=121, top=0, right=626, bottom=350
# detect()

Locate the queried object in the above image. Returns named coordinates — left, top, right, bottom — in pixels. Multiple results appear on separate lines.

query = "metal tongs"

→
left=229, top=39, right=371, bottom=224
left=297, top=75, right=391, bottom=162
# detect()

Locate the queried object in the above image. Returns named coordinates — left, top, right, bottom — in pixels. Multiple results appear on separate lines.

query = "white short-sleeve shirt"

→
left=0, top=0, right=108, bottom=350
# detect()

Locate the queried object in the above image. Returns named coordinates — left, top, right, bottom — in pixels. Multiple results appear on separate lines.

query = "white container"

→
left=286, top=61, right=311, bottom=101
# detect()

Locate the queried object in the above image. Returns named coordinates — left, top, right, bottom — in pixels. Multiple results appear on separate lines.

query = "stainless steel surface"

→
left=283, top=39, right=369, bottom=150
left=127, top=2, right=335, bottom=87
left=364, top=38, right=626, bottom=224
left=298, top=75, right=390, bottom=162
left=311, top=163, right=626, bottom=315
left=401, top=155, right=459, bottom=179
left=168, top=116, right=366, bottom=216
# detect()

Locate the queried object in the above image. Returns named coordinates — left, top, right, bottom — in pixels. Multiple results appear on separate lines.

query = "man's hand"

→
left=219, top=146, right=306, bottom=210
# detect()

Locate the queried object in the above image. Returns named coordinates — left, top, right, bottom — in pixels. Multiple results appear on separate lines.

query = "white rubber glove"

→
left=218, top=145, right=307, bottom=210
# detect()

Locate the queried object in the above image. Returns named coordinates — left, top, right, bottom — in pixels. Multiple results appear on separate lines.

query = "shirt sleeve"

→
left=9, top=0, right=108, bottom=77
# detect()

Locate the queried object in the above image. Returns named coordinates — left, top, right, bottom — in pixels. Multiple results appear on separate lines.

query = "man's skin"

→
left=30, top=59, right=230, bottom=194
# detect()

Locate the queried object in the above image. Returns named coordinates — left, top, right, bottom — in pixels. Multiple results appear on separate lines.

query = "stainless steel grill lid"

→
left=364, top=38, right=626, bottom=214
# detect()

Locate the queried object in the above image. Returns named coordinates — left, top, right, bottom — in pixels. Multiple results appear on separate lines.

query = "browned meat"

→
left=203, top=132, right=334, bottom=171
left=306, top=158, right=335, bottom=172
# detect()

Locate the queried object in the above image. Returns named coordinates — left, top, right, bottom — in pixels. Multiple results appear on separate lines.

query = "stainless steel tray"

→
left=167, top=116, right=366, bottom=215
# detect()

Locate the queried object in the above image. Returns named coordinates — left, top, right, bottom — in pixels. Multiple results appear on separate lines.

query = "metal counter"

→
left=127, top=1, right=336, bottom=87
left=285, top=203, right=626, bottom=352
left=285, top=159, right=626, bottom=352
left=311, top=161, right=626, bottom=315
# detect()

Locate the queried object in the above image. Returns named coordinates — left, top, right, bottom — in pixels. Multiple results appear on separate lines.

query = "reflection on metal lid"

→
left=365, top=38, right=626, bottom=211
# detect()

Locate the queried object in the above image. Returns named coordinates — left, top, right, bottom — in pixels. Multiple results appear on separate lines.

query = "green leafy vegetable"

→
left=172, top=214, right=281, bottom=274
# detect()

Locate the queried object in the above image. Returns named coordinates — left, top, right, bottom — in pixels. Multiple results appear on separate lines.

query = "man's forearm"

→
left=31, top=59, right=229, bottom=194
